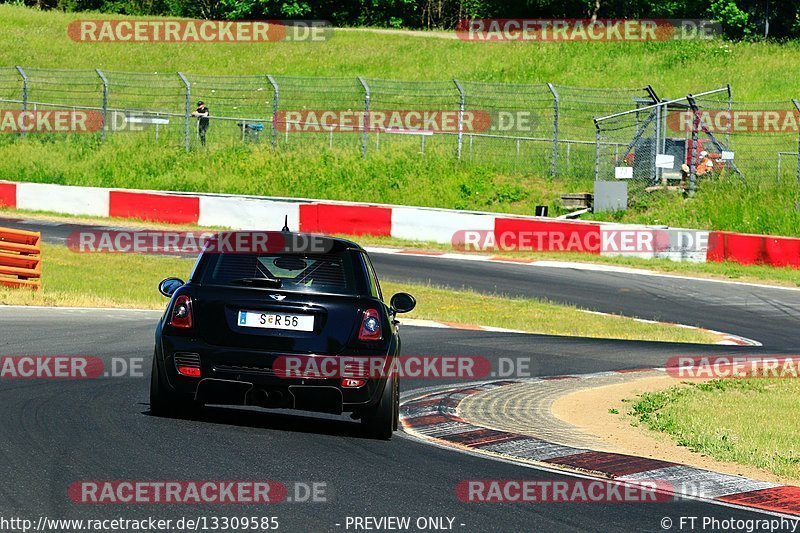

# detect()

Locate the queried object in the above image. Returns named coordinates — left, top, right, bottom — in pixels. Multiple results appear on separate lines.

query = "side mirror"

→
left=390, top=292, right=416, bottom=314
left=158, top=277, right=184, bottom=297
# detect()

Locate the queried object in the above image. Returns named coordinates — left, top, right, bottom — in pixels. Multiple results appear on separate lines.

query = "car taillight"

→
left=170, top=295, right=193, bottom=329
left=358, top=308, right=382, bottom=342
left=177, top=366, right=201, bottom=377
left=175, top=353, right=201, bottom=378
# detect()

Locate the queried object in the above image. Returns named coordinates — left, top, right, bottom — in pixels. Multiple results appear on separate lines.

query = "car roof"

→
left=207, top=231, right=366, bottom=253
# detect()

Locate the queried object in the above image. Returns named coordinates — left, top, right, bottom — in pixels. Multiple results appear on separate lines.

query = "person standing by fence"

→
left=191, top=101, right=210, bottom=146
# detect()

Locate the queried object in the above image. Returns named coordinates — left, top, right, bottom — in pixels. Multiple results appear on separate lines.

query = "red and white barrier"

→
left=391, top=206, right=495, bottom=243
left=299, top=203, right=392, bottom=235
left=17, top=182, right=109, bottom=217
left=708, top=231, right=800, bottom=268
left=0, top=179, right=798, bottom=268
left=197, top=196, right=301, bottom=230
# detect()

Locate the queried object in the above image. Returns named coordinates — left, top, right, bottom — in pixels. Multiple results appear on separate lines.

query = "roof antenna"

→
left=281, top=215, right=290, bottom=232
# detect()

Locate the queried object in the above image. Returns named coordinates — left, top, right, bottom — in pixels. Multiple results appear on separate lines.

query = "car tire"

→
left=150, top=351, right=201, bottom=418
left=392, top=375, right=400, bottom=432
left=363, top=375, right=397, bottom=440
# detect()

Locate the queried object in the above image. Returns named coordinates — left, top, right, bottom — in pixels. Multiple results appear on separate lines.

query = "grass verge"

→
left=0, top=242, right=717, bottom=343
left=3, top=208, right=799, bottom=288
left=628, top=379, right=800, bottom=480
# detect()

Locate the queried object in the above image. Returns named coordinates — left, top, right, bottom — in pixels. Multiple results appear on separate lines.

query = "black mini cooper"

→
left=150, top=231, right=415, bottom=439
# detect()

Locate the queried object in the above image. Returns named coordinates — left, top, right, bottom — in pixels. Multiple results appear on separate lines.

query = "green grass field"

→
left=1, top=5, right=800, bottom=236
left=628, top=379, right=800, bottom=481
left=3, top=6, right=800, bottom=93
left=0, top=242, right=717, bottom=343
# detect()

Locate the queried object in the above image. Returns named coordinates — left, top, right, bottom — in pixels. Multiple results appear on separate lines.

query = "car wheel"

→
left=362, top=375, right=397, bottom=440
left=392, top=375, right=400, bottom=432
left=150, top=351, right=201, bottom=418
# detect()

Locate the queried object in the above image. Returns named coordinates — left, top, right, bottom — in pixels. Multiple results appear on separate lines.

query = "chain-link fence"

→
left=701, top=97, right=800, bottom=185
left=596, top=88, right=800, bottom=206
left=592, top=86, right=800, bottom=203
left=594, top=99, right=662, bottom=195
left=555, top=85, right=653, bottom=182
left=0, top=66, right=655, bottom=180
left=2, top=66, right=799, bottom=193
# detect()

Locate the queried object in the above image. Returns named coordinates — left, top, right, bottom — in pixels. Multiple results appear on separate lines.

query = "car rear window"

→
left=199, top=252, right=359, bottom=295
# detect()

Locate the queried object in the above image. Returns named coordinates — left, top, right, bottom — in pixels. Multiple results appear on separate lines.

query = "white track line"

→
left=366, top=247, right=800, bottom=292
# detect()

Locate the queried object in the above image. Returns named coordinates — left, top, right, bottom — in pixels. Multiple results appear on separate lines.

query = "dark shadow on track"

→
left=141, top=404, right=377, bottom=440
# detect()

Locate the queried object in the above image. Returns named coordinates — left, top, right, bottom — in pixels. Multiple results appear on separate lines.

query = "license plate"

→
left=237, top=310, right=314, bottom=332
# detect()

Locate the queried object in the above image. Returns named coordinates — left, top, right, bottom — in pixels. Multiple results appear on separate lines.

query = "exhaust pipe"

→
left=271, top=390, right=285, bottom=405
left=248, top=388, right=270, bottom=407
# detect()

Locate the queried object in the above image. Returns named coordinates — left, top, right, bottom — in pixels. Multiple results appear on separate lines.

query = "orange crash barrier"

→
left=0, top=227, right=42, bottom=290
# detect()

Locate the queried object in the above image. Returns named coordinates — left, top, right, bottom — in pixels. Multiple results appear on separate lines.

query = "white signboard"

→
left=615, top=166, right=633, bottom=180
left=655, top=154, right=675, bottom=169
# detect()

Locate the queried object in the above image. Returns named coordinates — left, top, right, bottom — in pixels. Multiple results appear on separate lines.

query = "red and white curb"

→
left=3, top=180, right=800, bottom=267
left=399, top=315, right=758, bottom=346
left=577, top=310, right=761, bottom=346
left=399, top=318, right=525, bottom=334
left=400, top=374, right=800, bottom=517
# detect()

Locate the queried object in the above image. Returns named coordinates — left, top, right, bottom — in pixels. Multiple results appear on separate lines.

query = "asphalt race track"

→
left=0, top=217, right=798, bottom=532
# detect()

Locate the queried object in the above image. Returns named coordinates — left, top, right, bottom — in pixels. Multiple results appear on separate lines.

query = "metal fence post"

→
left=267, top=75, right=279, bottom=149
left=547, top=83, right=559, bottom=178
left=96, top=69, right=108, bottom=142
left=654, top=103, right=661, bottom=184
left=357, top=77, right=370, bottom=158
left=793, top=99, right=800, bottom=184
left=177, top=72, right=191, bottom=152
left=15, top=66, right=27, bottom=139
left=726, top=84, right=733, bottom=151
left=649, top=87, right=669, bottom=174
left=593, top=119, right=601, bottom=182
left=454, top=79, right=465, bottom=160
left=687, top=94, right=699, bottom=196
left=636, top=84, right=666, bottom=149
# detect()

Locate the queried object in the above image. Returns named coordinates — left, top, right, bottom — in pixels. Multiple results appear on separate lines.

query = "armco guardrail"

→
left=0, top=227, right=42, bottom=290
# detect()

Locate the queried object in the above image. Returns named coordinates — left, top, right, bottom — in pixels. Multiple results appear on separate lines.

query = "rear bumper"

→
left=157, top=335, right=393, bottom=414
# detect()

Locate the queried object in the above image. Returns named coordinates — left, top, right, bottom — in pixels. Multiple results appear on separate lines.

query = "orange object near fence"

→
left=0, top=227, right=41, bottom=290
